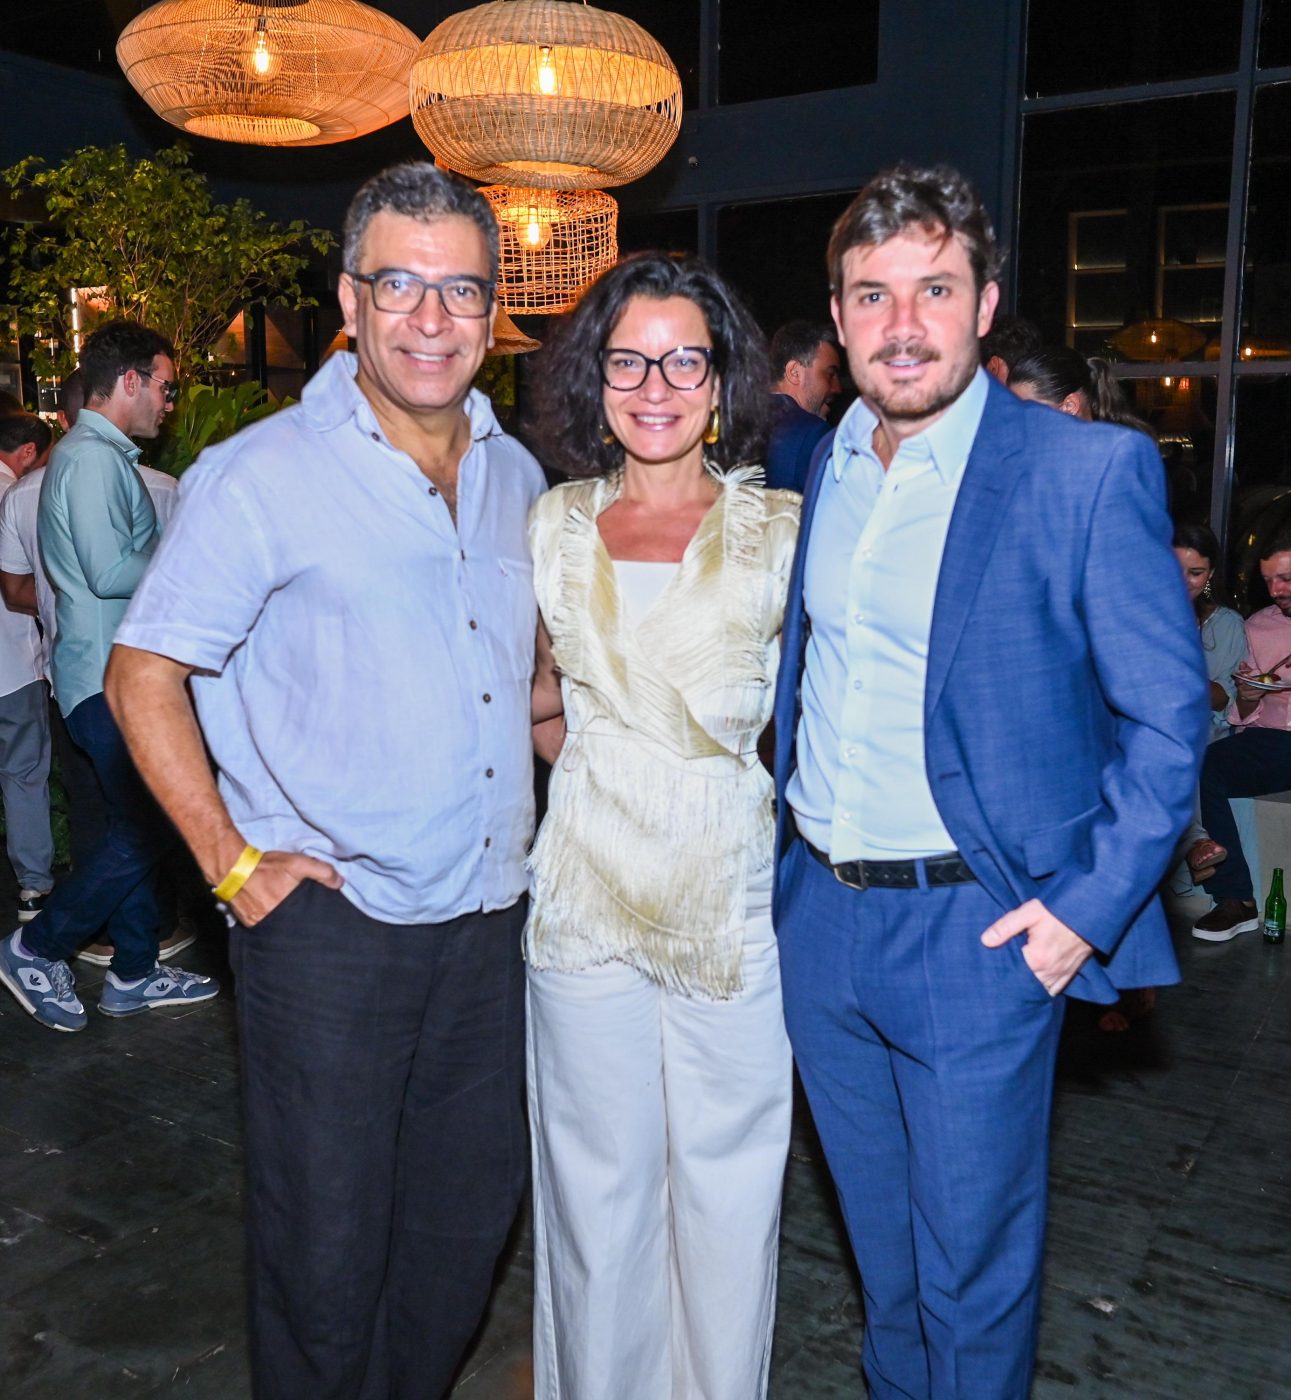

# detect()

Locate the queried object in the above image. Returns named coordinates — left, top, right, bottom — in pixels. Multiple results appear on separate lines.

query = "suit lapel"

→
left=924, top=385, right=1026, bottom=722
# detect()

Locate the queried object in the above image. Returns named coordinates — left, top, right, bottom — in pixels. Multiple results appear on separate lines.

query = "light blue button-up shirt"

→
left=117, top=352, right=546, bottom=925
left=38, top=408, right=159, bottom=716
left=789, top=368, right=989, bottom=861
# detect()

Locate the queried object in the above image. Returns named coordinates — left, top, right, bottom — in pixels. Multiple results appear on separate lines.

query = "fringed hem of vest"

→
left=525, top=465, right=798, bottom=1000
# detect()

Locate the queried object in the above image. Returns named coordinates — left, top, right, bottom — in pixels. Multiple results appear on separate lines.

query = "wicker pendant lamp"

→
left=410, top=0, right=682, bottom=189
left=116, top=0, right=419, bottom=147
left=488, top=305, right=542, bottom=355
left=481, top=185, right=618, bottom=314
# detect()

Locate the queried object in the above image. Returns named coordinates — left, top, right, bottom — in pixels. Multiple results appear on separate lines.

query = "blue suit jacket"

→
left=765, top=394, right=832, bottom=494
left=771, top=378, right=1210, bottom=1003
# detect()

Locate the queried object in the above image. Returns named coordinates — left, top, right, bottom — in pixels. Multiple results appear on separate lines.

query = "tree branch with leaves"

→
left=1, top=143, right=334, bottom=379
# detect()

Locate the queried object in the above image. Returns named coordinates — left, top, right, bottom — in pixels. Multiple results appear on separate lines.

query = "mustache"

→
left=870, top=343, right=941, bottom=365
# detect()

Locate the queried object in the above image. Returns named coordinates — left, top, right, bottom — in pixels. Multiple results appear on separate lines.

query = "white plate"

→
left=1235, top=673, right=1291, bottom=693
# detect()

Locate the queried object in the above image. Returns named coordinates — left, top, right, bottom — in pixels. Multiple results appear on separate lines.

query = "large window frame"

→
left=1018, top=0, right=1291, bottom=549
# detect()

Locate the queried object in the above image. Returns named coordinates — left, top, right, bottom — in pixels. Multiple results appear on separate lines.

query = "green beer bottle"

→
left=1264, top=867, right=1286, bottom=945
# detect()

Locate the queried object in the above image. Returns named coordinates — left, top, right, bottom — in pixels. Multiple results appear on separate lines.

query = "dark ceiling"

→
left=0, top=1, right=649, bottom=76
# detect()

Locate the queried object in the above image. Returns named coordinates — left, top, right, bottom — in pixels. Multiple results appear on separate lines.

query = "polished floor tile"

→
left=0, top=884, right=1286, bottom=1397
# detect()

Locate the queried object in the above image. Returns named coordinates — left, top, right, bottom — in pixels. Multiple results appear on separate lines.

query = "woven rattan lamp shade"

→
left=410, top=0, right=681, bottom=189
left=116, top=0, right=419, bottom=147
left=483, top=185, right=617, bottom=314
left=488, top=305, right=542, bottom=355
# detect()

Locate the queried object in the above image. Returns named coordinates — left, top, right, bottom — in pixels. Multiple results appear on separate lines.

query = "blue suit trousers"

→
left=776, top=839, right=1065, bottom=1400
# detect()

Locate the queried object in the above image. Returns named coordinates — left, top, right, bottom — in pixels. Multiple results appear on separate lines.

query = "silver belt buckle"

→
left=833, top=860, right=868, bottom=892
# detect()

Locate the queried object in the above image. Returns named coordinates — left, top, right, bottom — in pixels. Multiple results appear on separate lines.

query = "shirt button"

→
left=852, top=679, right=863, bottom=691
left=370, top=431, right=380, bottom=442
left=484, top=837, right=492, bottom=849
left=428, top=485, right=438, bottom=496
left=469, top=619, right=478, bottom=630
left=485, top=767, right=494, bottom=778
left=460, top=549, right=466, bottom=560
left=853, top=612, right=864, bottom=625
left=846, top=745, right=858, bottom=758
left=483, top=693, right=492, bottom=703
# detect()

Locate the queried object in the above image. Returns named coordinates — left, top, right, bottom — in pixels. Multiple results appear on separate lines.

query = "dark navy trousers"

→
left=231, top=883, right=528, bottom=1400
left=776, top=839, right=1065, bottom=1400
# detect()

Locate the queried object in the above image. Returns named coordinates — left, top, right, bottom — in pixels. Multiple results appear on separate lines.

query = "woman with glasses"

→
left=526, top=252, right=798, bottom=1400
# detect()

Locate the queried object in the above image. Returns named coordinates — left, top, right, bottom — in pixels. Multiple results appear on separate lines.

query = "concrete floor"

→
left=1, top=887, right=1288, bottom=1399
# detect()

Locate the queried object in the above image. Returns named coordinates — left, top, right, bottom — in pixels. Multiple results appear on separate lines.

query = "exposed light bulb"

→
left=248, top=16, right=279, bottom=80
left=1163, top=376, right=1173, bottom=388
left=537, top=45, right=558, bottom=95
left=1149, top=330, right=1158, bottom=344
left=523, top=205, right=553, bottom=249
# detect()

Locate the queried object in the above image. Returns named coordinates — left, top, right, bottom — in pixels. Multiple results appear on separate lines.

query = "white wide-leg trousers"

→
left=526, top=905, right=793, bottom=1400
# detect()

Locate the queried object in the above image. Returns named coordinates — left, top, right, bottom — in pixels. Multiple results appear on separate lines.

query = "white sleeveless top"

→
left=525, top=467, right=800, bottom=1000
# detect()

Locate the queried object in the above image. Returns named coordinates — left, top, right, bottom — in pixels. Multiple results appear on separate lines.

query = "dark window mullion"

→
left=1210, top=0, right=1263, bottom=548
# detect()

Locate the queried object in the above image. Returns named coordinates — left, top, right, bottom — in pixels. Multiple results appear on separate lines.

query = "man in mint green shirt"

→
left=0, top=320, right=218, bottom=1032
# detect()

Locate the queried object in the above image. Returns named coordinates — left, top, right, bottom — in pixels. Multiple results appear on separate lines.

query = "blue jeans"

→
left=776, top=839, right=1065, bottom=1400
left=22, top=692, right=171, bottom=980
left=1199, top=726, right=1291, bottom=903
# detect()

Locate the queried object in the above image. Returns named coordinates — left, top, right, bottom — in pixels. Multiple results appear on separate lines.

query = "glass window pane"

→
left=1243, top=84, right=1291, bottom=360
left=613, top=0, right=699, bottom=110
left=1026, top=0, right=1242, bottom=96
left=1260, top=0, right=1291, bottom=68
left=1018, top=93, right=1235, bottom=359
left=617, top=207, right=699, bottom=258
left=717, top=192, right=856, bottom=334
left=1227, top=375, right=1291, bottom=611
left=720, top=1, right=879, bottom=104
left=1114, top=376, right=1217, bottom=527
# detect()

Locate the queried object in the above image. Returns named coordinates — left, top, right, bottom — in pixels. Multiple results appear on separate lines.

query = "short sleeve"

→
left=115, top=459, right=278, bottom=673
left=0, top=487, right=30, bottom=575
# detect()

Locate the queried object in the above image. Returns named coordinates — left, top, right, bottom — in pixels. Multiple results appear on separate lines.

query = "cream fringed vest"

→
left=525, top=466, right=801, bottom=1000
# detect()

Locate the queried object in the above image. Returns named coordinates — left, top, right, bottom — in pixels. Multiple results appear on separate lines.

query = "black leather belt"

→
left=804, top=839, right=977, bottom=891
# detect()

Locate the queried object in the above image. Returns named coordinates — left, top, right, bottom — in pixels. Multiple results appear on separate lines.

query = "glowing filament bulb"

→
left=537, top=46, right=558, bottom=95
left=523, top=205, right=553, bottom=248
left=1149, top=330, right=1158, bottom=344
left=249, top=16, right=278, bottom=80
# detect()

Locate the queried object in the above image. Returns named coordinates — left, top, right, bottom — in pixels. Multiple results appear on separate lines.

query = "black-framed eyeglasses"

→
left=348, top=269, right=495, bottom=319
left=139, top=370, right=180, bottom=404
left=599, top=346, right=714, bottom=392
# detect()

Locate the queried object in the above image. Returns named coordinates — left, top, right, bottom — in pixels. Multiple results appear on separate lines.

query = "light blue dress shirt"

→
left=37, top=409, right=159, bottom=717
left=789, top=368, right=989, bottom=861
left=117, top=352, right=546, bottom=925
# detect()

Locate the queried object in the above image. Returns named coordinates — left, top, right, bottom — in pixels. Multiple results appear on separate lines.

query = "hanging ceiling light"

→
left=409, top=0, right=682, bottom=189
left=480, top=185, right=618, bottom=315
left=116, top=0, right=419, bottom=147
left=488, top=305, right=542, bottom=356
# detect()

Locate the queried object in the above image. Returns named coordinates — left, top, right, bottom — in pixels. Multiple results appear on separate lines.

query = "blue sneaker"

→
left=0, top=930, right=86, bottom=1032
left=98, top=962, right=220, bottom=1018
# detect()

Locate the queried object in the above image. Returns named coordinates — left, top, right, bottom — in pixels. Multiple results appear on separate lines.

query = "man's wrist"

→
left=202, top=830, right=253, bottom=888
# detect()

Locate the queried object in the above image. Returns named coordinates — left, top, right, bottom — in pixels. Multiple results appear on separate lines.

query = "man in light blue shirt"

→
left=0, top=320, right=217, bottom=1032
left=105, top=164, right=546, bottom=1400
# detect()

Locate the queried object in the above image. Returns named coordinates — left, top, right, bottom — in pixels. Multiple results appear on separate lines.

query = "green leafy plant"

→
left=1, top=143, right=333, bottom=379
left=150, top=381, right=287, bottom=478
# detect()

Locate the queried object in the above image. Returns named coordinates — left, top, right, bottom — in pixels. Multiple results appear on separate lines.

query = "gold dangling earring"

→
left=600, top=421, right=616, bottom=445
left=703, top=405, right=721, bottom=445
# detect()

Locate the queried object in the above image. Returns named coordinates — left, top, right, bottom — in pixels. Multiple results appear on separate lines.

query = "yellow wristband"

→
left=212, top=844, right=263, bottom=902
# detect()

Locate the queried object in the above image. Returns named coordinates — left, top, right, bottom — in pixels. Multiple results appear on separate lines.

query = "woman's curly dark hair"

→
left=531, top=251, right=771, bottom=478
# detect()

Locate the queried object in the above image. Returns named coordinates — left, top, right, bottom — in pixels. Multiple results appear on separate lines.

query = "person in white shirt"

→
left=0, top=371, right=185, bottom=965
left=0, top=413, right=55, bottom=920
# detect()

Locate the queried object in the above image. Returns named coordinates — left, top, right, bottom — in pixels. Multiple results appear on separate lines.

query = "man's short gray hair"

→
left=343, top=162, right=500, bottom=282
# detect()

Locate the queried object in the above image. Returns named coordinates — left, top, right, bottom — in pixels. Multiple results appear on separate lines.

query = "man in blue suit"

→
left=765, top=320, right=842, bottom=492
left=772, top=164, right=1208, bottom=1399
